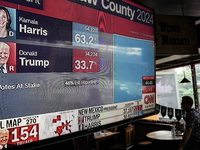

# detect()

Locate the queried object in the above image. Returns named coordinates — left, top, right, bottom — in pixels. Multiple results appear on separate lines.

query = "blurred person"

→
left=178, top=96, right=200, bottom=150
left=0, top=42, right=10, bottom=73
left=0, top=6, right=11, bottom=38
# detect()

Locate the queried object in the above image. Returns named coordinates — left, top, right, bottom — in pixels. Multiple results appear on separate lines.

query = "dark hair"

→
left=0, top=6, right=11, bottom=29
left=182, top=96, right=193, bottom=106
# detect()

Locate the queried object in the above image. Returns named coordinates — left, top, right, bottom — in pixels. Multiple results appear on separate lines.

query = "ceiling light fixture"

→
left=180, top=70, right=190, bottom=84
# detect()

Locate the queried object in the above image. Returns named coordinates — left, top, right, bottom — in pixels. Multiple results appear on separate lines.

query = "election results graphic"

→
left=0, top=0, right=155, bottom=148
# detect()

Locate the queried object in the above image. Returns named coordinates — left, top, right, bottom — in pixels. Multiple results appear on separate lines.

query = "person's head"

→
left=0, top=42, right=10, bottom=66
left=0, top=6, right=11, bottom=30
left=0, top=129, right=9, bottom=146
left=181, top=96, right=193, bottom=111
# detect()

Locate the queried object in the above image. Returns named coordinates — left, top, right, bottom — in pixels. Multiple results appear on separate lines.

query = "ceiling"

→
left=133, top=0, right=200, bottom=17
left=133, top=0, right=200, bottom=70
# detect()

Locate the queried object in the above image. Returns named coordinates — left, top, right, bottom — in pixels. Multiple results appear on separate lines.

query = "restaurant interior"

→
left=67, top=0, right=200, bottom=150
left=5, top=0, right=200, bottom=150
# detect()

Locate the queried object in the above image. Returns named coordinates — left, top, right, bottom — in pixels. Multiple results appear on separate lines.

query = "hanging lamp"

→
left=180, top=70, right=190, bottom=83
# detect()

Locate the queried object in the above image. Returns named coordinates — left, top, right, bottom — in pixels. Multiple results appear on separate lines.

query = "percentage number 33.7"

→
left=75, top=60, right=96, bottom=70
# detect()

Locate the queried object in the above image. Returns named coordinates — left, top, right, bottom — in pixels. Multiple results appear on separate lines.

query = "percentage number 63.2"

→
left=75, top=34, right=94, bottom=45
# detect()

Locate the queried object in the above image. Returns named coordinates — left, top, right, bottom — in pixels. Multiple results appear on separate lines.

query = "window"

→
left=155, top=66, right=193, bottom=121
left=156, top=65, right=193, bottom=109
left=195, top=64, right=200, bottom=107
left=156, top=71, right=180, bottom=109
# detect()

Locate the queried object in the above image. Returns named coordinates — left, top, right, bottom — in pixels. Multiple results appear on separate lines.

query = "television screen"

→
left=0, top=0, right=155, bottom=148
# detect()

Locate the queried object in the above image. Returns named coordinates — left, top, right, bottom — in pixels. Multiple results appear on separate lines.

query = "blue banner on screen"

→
left=114, top=35, right=155, bottom=103
left=17, top=10, right=72, bottom=43
left=2, top=0, right=43, bottom=10
left=16, top=44, right=73, bottom=73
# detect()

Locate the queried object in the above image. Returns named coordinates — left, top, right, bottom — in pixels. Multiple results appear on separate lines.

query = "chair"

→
left=73, top=134, right=94, bottom=150
left=109, top=124, right=135, bottom=150
left=135, top=141, right=153, bottom=150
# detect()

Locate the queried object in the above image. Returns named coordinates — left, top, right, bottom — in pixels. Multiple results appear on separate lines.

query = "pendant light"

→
left=180, top=70, right=190, bottom=84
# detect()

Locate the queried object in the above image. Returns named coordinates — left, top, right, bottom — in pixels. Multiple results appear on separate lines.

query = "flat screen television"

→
left=0, top=0, right=155, bottom=149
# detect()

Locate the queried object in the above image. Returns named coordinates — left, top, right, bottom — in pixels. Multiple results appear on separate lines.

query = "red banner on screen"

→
left=73, top=49, right=99, bottom=72
left=143, top=86, right=155, bottom=94
left=8, top=124, right=39, bottom=146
